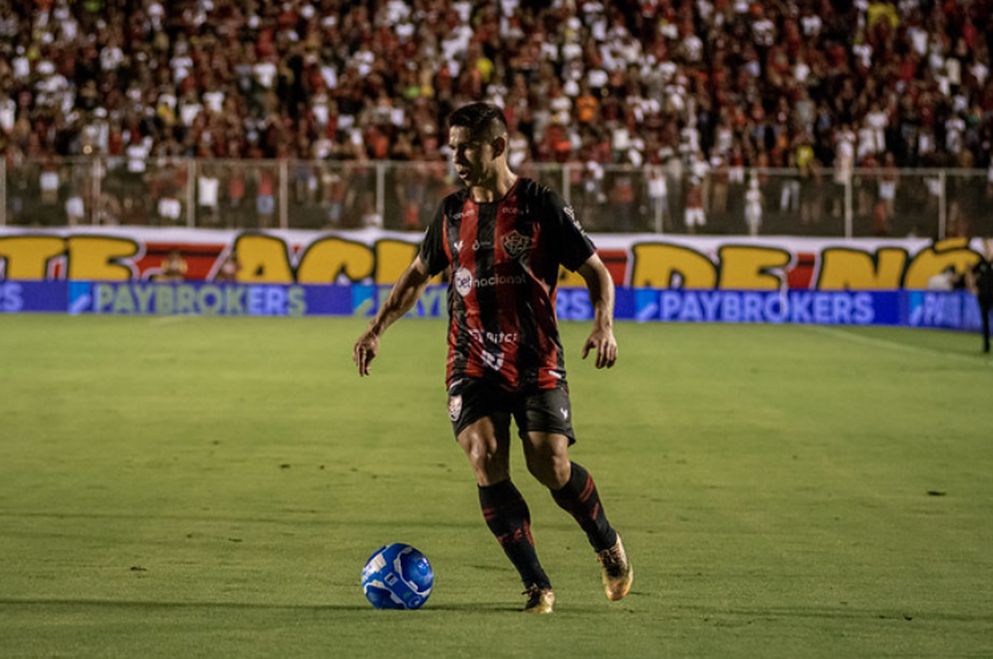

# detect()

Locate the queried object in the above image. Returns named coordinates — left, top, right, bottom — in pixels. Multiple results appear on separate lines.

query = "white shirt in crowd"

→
left=908, top=26, right=928, bottom=56
left=179, top=101, right=202, bottom=126
left=0, top=96, right=15, bottom=133
left=945, top=116, right=965, bottom=154
left=198, top=176, right=219, bottom=208
left=752, top=18, right=775, bottom=46
left=127, top=141, right=151, bottom=174
left=682, top=33, right=703, bottom=62
left=254, top=60, right=278, bottom=89
left=101, top=46, right=124, bottom=72
left=203, top=91, right=224, bottom=114
left=801, top=14, right=822, bottom=36
left=40, top=170, right=60, bottom=192
left=853, top=43, right=873, bottom=69
left=857, top=125, right=876, bottom=159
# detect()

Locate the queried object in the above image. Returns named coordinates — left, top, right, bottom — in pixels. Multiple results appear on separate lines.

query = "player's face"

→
left=449, top=126, right=495, bottom=186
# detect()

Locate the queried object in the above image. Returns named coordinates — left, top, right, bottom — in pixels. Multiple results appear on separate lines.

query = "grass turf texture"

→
left=1, top=315, right=991, bottom=658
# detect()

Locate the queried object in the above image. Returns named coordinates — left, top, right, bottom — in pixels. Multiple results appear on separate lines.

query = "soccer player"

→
left=352, top=102, right=632, bottom=614
left=968, top=239, right=993, bottom=353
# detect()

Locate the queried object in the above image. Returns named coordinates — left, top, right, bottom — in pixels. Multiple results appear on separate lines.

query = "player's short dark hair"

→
left=448, top=102, right=509, bottom=142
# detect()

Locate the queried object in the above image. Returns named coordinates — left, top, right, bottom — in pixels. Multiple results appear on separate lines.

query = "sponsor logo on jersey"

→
left=502, top=230, right=531, bottom=258
left=454, top=267, right=473, bottom=296
left=468, top=329, right=519, bottom=344
left=448, top=394, right=462, bottom=421
left=474, top=273, right=527, bottom=288
left=454, top=267, right=525, bottom=296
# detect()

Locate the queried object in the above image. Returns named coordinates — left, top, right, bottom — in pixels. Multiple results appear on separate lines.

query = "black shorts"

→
left=447, top=378, right=576, bottom=445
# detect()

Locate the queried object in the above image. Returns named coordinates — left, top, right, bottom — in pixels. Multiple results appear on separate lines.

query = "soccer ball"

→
left=361, top=543, right=434, bottom=610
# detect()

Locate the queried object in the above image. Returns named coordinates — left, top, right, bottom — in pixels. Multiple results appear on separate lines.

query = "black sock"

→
left=478, top=480, right=551, bottom=589
left=550, top=462, right=618, bottom=553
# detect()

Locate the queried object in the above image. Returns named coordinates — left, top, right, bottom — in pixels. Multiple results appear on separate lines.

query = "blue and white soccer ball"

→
left=361, top=543, right=434, bottom=610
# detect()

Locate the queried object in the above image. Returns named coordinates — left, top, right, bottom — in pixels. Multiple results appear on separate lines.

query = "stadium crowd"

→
left=1, top=0, right=991, bottom=171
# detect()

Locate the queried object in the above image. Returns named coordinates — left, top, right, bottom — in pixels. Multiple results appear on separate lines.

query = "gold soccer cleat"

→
left=597, top=536, right=633, bottom=601
left=522, top=585, right=555, bottom=614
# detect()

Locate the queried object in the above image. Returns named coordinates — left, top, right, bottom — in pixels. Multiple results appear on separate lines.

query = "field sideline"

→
left=1, top=315, right=991, bottom=657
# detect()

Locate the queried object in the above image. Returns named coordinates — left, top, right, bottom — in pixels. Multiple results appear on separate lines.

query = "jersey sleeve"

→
left=418, top=202, right=449, bottom=276
left=545, top=188, right=595, bottom=271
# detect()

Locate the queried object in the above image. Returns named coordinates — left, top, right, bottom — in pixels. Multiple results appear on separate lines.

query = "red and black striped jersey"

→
left=419, top=177, right=595, bottom=392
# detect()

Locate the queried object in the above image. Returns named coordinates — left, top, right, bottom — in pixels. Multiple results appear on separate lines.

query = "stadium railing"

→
left=2, top=157, right=990, bottom=238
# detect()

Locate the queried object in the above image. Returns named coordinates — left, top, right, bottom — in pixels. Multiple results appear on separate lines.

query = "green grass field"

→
left=1, top=315, right=991, bottom=657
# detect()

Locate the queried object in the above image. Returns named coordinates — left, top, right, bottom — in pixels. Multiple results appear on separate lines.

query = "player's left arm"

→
left=577, top=253, right=618, bottom=369
left=965, top=264, right=978, bottom=295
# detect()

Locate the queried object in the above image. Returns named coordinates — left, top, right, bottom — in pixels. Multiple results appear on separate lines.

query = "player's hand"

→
left=353, top=330, right=380, bottom=376
left=582, top=327, right=617, bottom=369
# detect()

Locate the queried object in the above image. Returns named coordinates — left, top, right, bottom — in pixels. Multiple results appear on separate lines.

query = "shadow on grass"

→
left=0, top=598, right=521, bottom=613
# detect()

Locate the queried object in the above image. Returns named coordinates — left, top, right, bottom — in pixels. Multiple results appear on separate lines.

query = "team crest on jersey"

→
left=502, top=230, right=531, bottom=259
left=454, top=267, right=473, bottom=296
left=448, top=394, right=462, bottom=421
left=481, top=350, right=504, bottom=371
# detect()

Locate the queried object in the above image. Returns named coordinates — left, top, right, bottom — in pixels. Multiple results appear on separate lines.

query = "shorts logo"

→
left=502, top=230, right=531, bottom=258
left=454, top=267, right=473, bottom=297
left=482, top=350, right=504, bottom=371
left=559, top=407, right=569, bottom=420
left=448, top=394, right=462, bottom=421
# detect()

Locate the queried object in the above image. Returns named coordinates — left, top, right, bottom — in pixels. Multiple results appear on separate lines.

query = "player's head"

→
left=447, top=102, right=510, bottom=186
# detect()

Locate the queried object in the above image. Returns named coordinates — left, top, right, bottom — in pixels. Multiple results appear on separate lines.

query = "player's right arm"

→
left=353, top=200, right=450, bottom=377
left=352, top=256, right=432, bottom=376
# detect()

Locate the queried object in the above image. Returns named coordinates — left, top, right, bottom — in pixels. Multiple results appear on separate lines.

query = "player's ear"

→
left=491, top=135, right=507, bottom=158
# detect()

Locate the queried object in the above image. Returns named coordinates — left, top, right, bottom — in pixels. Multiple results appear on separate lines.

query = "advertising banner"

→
left=0, top=281, right=67, bottom=313
left=0, top=227, right=987, bottom=293
left=2, top=280, right=983, bottom=332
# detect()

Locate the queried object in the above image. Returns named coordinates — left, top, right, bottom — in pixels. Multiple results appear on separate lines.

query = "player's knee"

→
left=525, top=448, right=570, bottom=489
left=465, top=442, right=507, bottom=484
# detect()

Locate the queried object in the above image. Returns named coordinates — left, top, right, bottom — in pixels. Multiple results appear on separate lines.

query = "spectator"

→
left=745, top=174, right=763, bottom=236
left=214, top=253, right=240, bottom=283
left=0, top=0, right=987, bottom=174
left=157, top=249, right=187, bottom=283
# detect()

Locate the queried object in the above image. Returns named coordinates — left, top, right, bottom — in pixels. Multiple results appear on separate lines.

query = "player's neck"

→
left=469, top=168, right=517, bottom=203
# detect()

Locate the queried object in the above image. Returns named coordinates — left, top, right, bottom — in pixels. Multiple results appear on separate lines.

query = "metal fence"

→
left=2, top=157, right=991, bottom=238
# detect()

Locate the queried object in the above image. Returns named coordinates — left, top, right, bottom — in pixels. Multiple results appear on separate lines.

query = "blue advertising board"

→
left=64, top=281, right=353, bottom=317
left=0, top=280, right=985, bottom=332
left=0, top=281, right=67, bottom=313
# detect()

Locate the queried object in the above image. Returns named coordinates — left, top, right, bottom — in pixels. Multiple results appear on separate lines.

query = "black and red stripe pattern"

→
left=420, top=177, right=594, bottom=393
left=478, top=480, right=549, bottom=589
left=550, top=462, right=618, bottom=553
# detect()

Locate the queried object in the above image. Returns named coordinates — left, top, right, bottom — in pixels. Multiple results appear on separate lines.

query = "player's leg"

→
left=515, top=388, right=633, bottom=601
left=522, top=431, right=617, bottom=552
left=451, top=382, right=553, bottom=612
left=521, top=430, right=633, bottom=601
left=981, top=298, right=991, bottom=353
left=457, top=415, right=511, bottom=486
